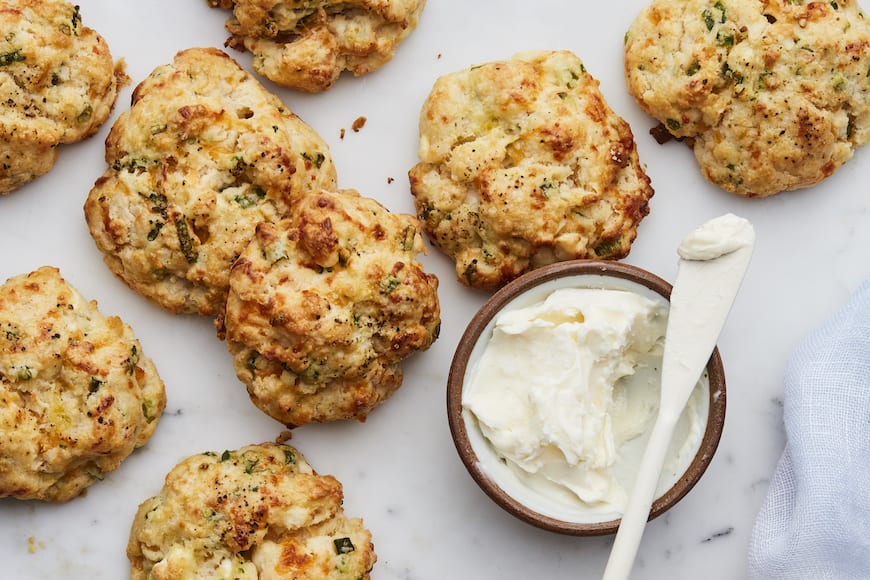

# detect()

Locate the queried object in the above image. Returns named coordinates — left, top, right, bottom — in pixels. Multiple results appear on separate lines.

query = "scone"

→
left=222, top=189, right=440, bottom=427
left=84, top=47, right=337, bottom=316
left=409, top=50, right=654, bottom=290
left=625, top=0, right=870, bottom=197
left=128, top=443, right=376, bottom=579
left=0, top=267, right=165, bottom=502
left=208, top=0, right=426, bottom=92
left=0, top=0, right=126, bottom=194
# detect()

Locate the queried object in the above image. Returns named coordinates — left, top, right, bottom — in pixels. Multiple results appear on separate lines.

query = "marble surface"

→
left=1, top=1, right=868, bottom=578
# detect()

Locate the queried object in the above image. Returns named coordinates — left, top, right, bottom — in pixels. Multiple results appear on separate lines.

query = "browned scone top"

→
left=127, top=443, right=376, bottom=579
left=0, top=266, right=165, bottom=502
left=0, top=0, right=126, bottom=194
left=409, top=50, right=654, bottom=291
left=208, top=0, right=427, bottom=92
left=222, top=188, right=441, bottom=427
left=625, top=0, right=870, bottom=197
left=84, top=47, right=337, bottom=317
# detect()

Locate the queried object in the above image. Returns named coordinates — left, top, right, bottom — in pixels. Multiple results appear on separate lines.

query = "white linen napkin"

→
left=748, top=279, right=870, bottom=579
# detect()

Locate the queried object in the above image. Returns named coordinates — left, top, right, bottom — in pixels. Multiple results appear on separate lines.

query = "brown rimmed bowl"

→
left=447, top=260, right=727, bottom=536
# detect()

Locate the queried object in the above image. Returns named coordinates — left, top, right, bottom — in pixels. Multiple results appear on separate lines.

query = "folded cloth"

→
left=748, top=279, right=870, bottom=579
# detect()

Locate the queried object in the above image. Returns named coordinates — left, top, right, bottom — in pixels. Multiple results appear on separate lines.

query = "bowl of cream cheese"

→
left=447, top=260, right=727, bottom=535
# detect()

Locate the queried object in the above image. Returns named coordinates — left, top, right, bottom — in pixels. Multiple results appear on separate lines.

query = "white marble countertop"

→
left=2, top=1, right=868, bottom=578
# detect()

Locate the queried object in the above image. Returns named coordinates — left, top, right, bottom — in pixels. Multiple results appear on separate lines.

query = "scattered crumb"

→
left=437, top=53, right=442, bottom=59
left=275, top=430, right=293, bottom=444
left=649, top=123, right=674, bottom=144
left=339, top=127, right=346, bottom=139
left=387, top=177, right=395, bottom=184
left=27, top=536, right=45, bottom=554
left=352, top=116, right=367, bottom=132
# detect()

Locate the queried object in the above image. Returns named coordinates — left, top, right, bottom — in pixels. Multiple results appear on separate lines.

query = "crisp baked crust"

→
left=625, top=0, right=870, bottom=197
left=223, top=189, right=440, bottom=427
left=0, top=267, right=165, bottom=501
left=128, top=443, right=376, bottom=579
left=409, top=50, right=654, bottom=290
left=208, top=0, right=426, bottom=92
left=0, top=0, right=125, bottom=193
left=84, top=48, right=336, bottom=316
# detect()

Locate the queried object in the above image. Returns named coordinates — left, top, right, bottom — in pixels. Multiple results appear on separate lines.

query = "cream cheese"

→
left=462, top=287, right=708, bottom=522
left=678, top=213, right=756, bottom=261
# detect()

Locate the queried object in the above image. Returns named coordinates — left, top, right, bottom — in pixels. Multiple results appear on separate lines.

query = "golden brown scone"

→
left=208, top=0, right=426, bottom=92
left=0, top=267, right=165, bottom=502
left=128, top=443, right=376, bottom=579
left=0, top=0, right=126, bottom=194
left=409, top=51, right=654, bottom=290
left=84, top=48, right=337, bottom=316
left=223, top=189, right=440, bottom=427
left=625, top=0, right=870, bottom=197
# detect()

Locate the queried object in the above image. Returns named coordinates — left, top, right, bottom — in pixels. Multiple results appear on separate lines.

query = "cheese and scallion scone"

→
left=0, top=0, right=127, bottom=194
left=85, top=47, right=337, bottom=316
left=0, top=266, right=165, bottom=502
left=625, top=0, right=870, bottom=197
left=128, top=443, right=376, bottom=579
left=221, top=189, right=440, bottom=427
left=207, top=0, right=427, bottom=92
left=409, top=50, right=654, bottom=290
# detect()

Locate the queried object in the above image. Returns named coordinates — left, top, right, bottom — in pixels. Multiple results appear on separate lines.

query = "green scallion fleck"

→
left=593, top=238, right=622, bottom=257
left=666, top=118, right=682, bottom=131
left=334, top=537, right=355, bottom=555
left=301, top=152, right=325, bottom=169
left=89, top=377, right=103, bottom=394
left=220, top=450, right=231, bottom=461
left=76, top=104, right=93, bottom=124
left=0, top=49, right=25, bottom=67
left=703, top=8, right=715, bottom=30
left=147, top=222, right=164, bottom=241
left=463, top=261, right=478, bottom=286
left=147, top=192, right=168, bottom=215
left=127, top=345, right=140, bottom=374
left=246, top=352, right=259, bottom=372
left=16, top=366, right=32, bottom=381
left=716, top=31, right=735, bottom=47
left=539, top=180, right=557, bottom=194
left=234, top=194, right=257, bottom=209
left=242, top=452, right=259, bottom=474
left=686, top=61, right=701, bottom=76
left=142, top=399, right=157, bottom=423
left=381, top=276, right=401, bottom=294
left=175, top=217, right=198, bottom=264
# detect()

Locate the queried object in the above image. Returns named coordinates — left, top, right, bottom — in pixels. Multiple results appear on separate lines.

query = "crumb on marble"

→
left=352, top=116, right=367, bottom=132
left=27, top=536, right=45, bottom=554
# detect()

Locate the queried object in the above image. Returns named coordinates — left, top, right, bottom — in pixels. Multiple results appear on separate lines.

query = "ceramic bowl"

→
left=447, top=260, right=727, bottom=535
